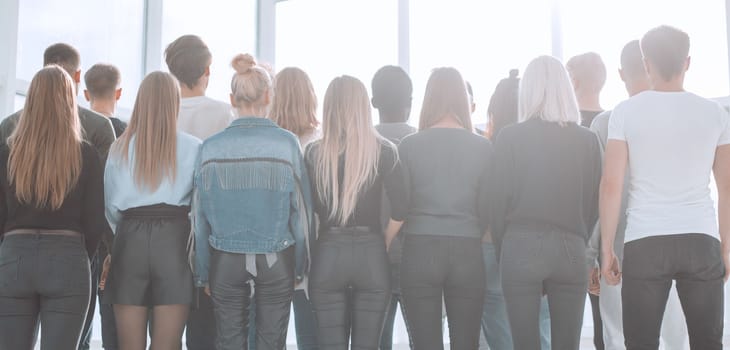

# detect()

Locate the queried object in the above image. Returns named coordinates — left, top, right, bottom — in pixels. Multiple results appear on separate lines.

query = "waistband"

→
left=4, top=229, right=82, bottom=238
left=122, top=204, right=190, bottom=219
left=323, top=226, right=377, bottom=235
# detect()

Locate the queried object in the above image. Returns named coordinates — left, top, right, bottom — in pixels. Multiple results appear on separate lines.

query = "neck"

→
left=430, top=115, right=463, bottom=129
left=89, top=99, right=116, bottom=118
left=235, top=106, right=267, bottom=118
left=181, top=84, right=206, bottom=98
left=575, top=92, right=602, bottom=111
left=651, top=76, right=685, bottom=92
left=378, top=110, right=408, bottom=125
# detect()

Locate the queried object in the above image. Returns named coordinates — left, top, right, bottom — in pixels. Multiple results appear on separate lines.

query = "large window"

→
left=275, top=0, right=399, bottom=117
left=561, top=0, right=729, bottom=108
left=409, top=0, right=553, bottom=127
left=16, top=0, right=145, bottom=111
left=161, top=0, right=257, bottom=104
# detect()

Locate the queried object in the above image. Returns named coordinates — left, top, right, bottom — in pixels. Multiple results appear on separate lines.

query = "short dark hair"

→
left=84, top=63, right=121, bottom=99
left=164, top=35, right=212, bottom=89
left=620, top=40, right=645, bottom=79
left=487, top=69, right=519, bottom=140
left=640, top=25, right=690, bottom=81
left=43, top=43, right=80, bottom=76
left=371, top=65, right=412, bottom=122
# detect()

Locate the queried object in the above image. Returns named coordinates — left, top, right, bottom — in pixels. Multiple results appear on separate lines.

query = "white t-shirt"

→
left=608, top=91, right=730, bottom=243
left=178, top=96, right=233, bottom=140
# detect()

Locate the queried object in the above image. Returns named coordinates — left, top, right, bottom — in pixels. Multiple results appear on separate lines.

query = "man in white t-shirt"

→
left=590, top=40, right=688, bottom=350
left=165, top=35, right=232, bottom=140
left=600, top=25, right=730, bottom=350
left=164, top=34, right=232, bottom=350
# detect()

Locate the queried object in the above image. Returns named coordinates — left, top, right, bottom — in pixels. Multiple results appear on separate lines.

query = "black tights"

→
left=114, top=304, right=188, bottom=350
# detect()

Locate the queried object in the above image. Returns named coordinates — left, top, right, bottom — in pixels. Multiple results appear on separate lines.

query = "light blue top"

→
left=104, top=131, right=202, bottom=231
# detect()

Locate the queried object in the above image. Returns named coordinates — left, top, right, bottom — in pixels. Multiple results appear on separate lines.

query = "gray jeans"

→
left=0, top=234, right=91, bottom=350
left=500, top=228, right=587, bottom=350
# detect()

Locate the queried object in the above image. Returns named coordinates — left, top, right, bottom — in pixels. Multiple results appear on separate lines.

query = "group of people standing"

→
left=0, top=24, right=728, bottom=350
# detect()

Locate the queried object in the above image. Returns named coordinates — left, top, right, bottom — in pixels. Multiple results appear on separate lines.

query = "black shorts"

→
left=102, top=204, right=193, bottom=306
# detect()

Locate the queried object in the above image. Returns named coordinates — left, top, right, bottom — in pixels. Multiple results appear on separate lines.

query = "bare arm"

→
left=599, top=139, right=628, bottom=285
left=384, top=219, right=404, bottom=252
left=714, top=144, right=730, bottom=281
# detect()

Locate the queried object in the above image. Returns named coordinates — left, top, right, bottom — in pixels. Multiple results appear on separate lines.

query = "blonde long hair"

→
left=418, top=67, right=473, bottom=131
left=313, top=76, right=383, bottom=225
left=112, top=71, right=180, bottom=191
left=9, top=65, right=82, bottom=210
left=269, top=67, right=318, bottom=137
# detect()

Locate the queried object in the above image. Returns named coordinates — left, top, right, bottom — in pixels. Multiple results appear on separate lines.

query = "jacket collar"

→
left=228, top=117, right=278, bottom=129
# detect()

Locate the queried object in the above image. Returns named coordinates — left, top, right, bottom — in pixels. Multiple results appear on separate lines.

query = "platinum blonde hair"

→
left=519, top=55, right=580, bottom=125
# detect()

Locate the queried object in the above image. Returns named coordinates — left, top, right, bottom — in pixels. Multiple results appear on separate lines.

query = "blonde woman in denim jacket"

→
left=193, top=54, right=313, bottom=350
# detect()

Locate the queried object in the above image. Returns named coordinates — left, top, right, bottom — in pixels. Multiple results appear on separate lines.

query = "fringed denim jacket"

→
left=193, top=117, right=313, bottom=286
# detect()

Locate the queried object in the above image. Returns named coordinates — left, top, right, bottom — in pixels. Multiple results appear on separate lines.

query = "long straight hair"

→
left=519, top=56, right=580, bottom=125
left=269, top=67, right=319, bottom=137
left=418, top=67, right=473, bottom=131
left=112, top=71, right=180, bottom=191
left=9, top=65, right=82, bottom=210
left=313, top=76, right=383, bottom=225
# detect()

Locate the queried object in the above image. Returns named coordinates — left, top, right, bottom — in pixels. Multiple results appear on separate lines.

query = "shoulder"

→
left=590, top=110, right=611, bottom=131
left=205, top=97, right=234, bottom=118
left=80, top=141, right=102, bottom=164
left=79, top=107, right=112, bottom=128
left=178, top=131, right=203, bottom=146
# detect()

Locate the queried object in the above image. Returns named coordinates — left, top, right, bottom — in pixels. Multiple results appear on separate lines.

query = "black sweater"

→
left=490, top=119, right=601, bottom=246
left=305, top=141, right=400, bottom=234
left=0, top=143, right=109, bottom=257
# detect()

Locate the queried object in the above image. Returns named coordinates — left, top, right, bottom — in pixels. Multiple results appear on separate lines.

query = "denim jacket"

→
left=193, top=117, right=313, bottom=286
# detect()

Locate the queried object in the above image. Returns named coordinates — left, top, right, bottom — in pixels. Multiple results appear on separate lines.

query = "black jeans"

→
left=310, top=228, right=390, bottom=350
left=293, top=289, right=319, bottom=349
left=622, top=234, right=724, bottom=350
left=209, top=247, right=295, bottom=350
left=78, top=252, right=98, bottom=350
left=186, top=287, right=216, bottom=350
left=401, top=234, right=485, bottom=350
left=500, top=229, right=587, bottom=350
left=0, top=234, right=91, bottom=350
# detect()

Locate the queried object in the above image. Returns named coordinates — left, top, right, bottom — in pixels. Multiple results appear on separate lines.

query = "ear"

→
left=685, top=56, right=691, bottom=73
left=618, top=68, right=626, bottom=83
left=73, top=70, right=81, bottom=84
left=571, top=77, right=580, bottom=91
left=485, top=117, right=494, bottom=139
left=83, top=90, right=91, bottom=102
left=229, top=93, right=237, bottom=108
left=371, top=97, right=378, bottom=108
left=471, top=102, right=476, bottom=115
left=115, top=88, right=122, bottom=101
left=204, top=66, right=211, bottom=77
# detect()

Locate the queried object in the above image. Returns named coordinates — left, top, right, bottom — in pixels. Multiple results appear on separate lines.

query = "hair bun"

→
left=509, top=69, right=519, bottom=79
left=231, top=54, right=256, bottom=74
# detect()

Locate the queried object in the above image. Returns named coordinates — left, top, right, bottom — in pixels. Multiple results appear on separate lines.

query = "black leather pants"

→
left=209, top=246, right=294, bottom=350
left=310, top=228, right=390, bottom=350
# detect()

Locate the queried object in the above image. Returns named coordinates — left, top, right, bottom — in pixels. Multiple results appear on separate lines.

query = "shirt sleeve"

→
left=607, top=105, right=627, bottom=142
left=717, top=104, right=730, bottom=146
left=477, top=141, right=494, bottom=232
left=83, top=145, right=111, bottom=258
left=193, top=148, right=213, bottom=286
left=386, top=142, right=410, bottom=222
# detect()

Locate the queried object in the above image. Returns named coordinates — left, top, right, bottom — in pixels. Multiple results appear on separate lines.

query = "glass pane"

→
left=16, top=0, right=145, bottom=110
left=410, top=0, right=553, bottom=127
left=13, top=94, right=25, bottom=113
left=276, top=0, right=399, bottom=119
left=561, top=0, right=729, bottom=108
left=161, top=0, right=257, bottom=103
